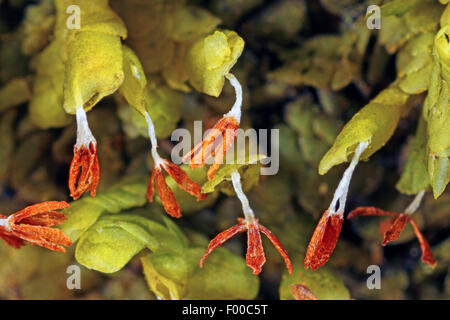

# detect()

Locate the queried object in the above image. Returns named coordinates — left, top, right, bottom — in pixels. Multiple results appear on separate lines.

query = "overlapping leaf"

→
left=379, top=0, right=443, bottom=53
left=118, top=46, right=182, bottom=138
left=60, top=175, right=148, bottom=242
left=396, top=116, right=430, bottom=194
left=202, top=153, right=266, bottom=195
left=422, top=25, right=450, bottom=198
left=186, top=30, right=245, bottom=97
left=56, top=0, right=127, bottom=114
left=279, top=260, right=350, bottom=300
left=319, top=84, right=409, bottom=175
left=141, top=232, right=259, bottom=300
left=268, top=21, right=369, bottom=90
left=75, top=210, right=187, bottom=273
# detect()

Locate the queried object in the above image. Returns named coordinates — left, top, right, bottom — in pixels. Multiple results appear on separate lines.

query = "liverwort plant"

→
left=305, top=141, right=369, bottom=270
left=68, top=107, right=100, bottom=200
left=3, top=0, right=450, bottom=301
left=200, top=170, right=292, bottom=275
left=348, top=190, right=436, bottom=267
left=145, top=112, right=207, bottom=218
left=183, top=73, right=242, bottom=180
left=0, top=202, right=72, bottom=252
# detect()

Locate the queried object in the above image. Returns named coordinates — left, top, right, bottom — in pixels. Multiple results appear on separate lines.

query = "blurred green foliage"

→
left=0, top=0, right=448, bottom=300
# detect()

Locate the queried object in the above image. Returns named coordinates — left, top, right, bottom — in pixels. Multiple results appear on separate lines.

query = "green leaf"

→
left=141, top=243, right=259, bottom=300
left=119, top=45, right=149, bottom=116
left=63, top=31, right=124, bottom=114
left=441, top=3, right=450, bottom=27
left=118, top=45, right=183, bottom=139
left=396, top=116, right=430, bottom=194
left=61, top=175, right=148, bottom=242
left=284, top=97, right=339, bottom=166
left=279, top=261, right=350, bottom=300
left=379, top=0, right=443, bottom=54
left=397, top=33, right=434, bottom=94
left=166, top=6, right=221, bottom=42
left=145, top=80, right=183, bottom=138
left=117, top=80, right=183, bottom=139
left=76, top=220, right=147, bottom=274
left=319, top=84, right=409, bottom=175
left=183, top=247, right=259, bottom=299
left=55, top=0, right=127, bottom=40
left=76, top=209, right=189, bottom=273
left=186, top=30, right=244, bottom=97
left=58, top=0, right=127, bottom=114
left=268, top=22, right=369, bottom=90
left=423, top=26, right=450, bottom=198
left=21, top=0, right=55, bottom=56
left=0, top=78, right=30, bottom=113
left=201, top=154, right=266, bottom=194
left=29, top=41, right=71, bottom=129
left=380, top=0, right=422, bottom=17
left=164, top=165, right=219, bottom=214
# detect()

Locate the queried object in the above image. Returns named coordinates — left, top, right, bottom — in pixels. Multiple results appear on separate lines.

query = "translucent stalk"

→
left=328, top=141, right=369, bottom=216
left=75, top=107, right=96, bottom=148
left=224, top=73, right=242, bottom=123
left=144, top=111, right=164, bottom=167
left=405, top=190, right=426, bottom=215
left=231, top=171, right=255, bottom=222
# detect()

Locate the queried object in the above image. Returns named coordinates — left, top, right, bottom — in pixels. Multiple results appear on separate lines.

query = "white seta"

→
left=224, top=73, right=243, bottom=123
left=145, top=111, right=164, bottom=168
left=231, top=171, right=256, bottom=224
left=328, top=141, right=370, bottom=216
left=405, top=190, right=426, bottom=215
left=0, top=215, right=12, bottom=231
left=75, top=107, right=96, bottom=148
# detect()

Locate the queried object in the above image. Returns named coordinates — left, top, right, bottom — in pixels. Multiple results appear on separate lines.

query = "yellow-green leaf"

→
left=164, top=166, right=219, bottom=214
left=63, top=31, right=124, bottom=113
left=201, top=154, right=266, bottom=194
left=423, top=26, right=450, bottom=198
left=319, top=85, right=409, bottom=175
left=279, top=261, right=350, bottom=300
left=119, top=45, right=148, bottom=116
left=56, top=0, right=127, bottom=114
left=396, top=116, right=430, bottom=194
left=0, top=77, right=30, bottom=113
left=76, top=210, right=188, bottom=273
left=186, top=30, right=244, bottom=97
left=397, top=32, right=434, bottom=94
left=117, top=80, right=183, bottom=139
left=61, top=175, right=148, bottom=242
left=141, top=244, right=258, bottom=300
left=29, top=41, right=71, bottom=128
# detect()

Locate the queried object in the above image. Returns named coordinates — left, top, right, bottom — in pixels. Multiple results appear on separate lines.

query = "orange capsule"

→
left=0, top=201, right=72, bottom=252
left=348, top=206, right=436, bottom=267
left=147, top=160, right=208, bottom=219
left=144, top=112, right=208, bottom=219
left=69, top=142, right=100, bottom=200
left=183, top=115, right=240, bottom=180
left=304, top=211, right=344, bottom=271
left=183, top=73, right=243, bottom=180
left=68, top=107, right=100, bottom=200
left=290, top=284, right=318, bottom=300
left=200, top=218, right=292, bottom=275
